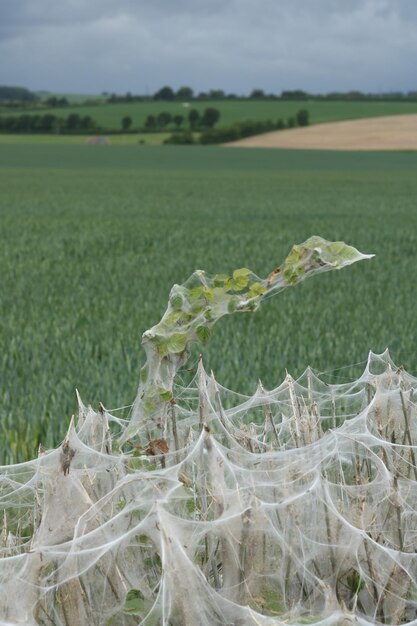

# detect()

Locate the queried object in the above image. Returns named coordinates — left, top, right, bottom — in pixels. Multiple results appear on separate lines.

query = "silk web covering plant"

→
left=2, top=236, right=417, bottom=626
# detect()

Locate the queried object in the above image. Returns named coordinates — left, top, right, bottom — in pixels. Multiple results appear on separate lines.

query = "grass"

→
left=35, top=91, right=105, bottom=104
left=2, top=99, right=417, bottom=132
left=1, top=144, right=417, bottom=463
left=0, top=133, right=170, bottom=145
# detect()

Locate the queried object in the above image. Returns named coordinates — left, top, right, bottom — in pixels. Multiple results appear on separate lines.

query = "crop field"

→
left=2, top=99, right=417, bottom=131
left=1, top=144, right=417, bottom=463
left=0, top=132, right=170, bottom=145
left=35, top=91, right=106, bottom=104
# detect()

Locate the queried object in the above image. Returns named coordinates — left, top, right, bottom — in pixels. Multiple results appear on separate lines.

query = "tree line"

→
left=0, top=86, right=37, bottom=102
left=142, top=107, right=220, bottom=131
left=2, top=84, right=417, bottom=108
left=165, top=109, right=309, bottom=145
left=0, top=107, right=222, bottom=134
left=106, top=86, right=417, bottom=103
left=0, top=113, right=97, bottom=133
left=0, top=107, right=310, bottom=137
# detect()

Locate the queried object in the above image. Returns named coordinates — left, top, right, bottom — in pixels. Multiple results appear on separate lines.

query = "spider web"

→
left=4, top=238, right=415, bottom=626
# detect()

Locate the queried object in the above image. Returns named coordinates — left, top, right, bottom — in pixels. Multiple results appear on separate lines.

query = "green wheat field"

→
left=3, top=99, right=417, bottom=131
left=1, top=144, right=417, bottom=463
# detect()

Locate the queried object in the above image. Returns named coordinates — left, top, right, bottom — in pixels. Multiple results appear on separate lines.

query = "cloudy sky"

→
left=1, top=0, right=417, bottom=95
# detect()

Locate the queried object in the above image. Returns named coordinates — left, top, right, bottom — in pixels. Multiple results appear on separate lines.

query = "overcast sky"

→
left=1, top=0, right=417, bottom=95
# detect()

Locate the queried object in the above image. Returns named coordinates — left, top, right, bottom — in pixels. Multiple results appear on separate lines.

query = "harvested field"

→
left=225, top=114, right=417, bottom=150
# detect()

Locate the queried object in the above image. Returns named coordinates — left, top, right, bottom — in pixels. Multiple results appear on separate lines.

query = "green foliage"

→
left=0, top=86, right=37, bottom=102
left=3, top=99, right=417, bottom=133
left=1, top=144, right=417, bottom=461
left=123, top=231, right=371, bottom=441
left=296, top=108, right=309, bottom=126
left=346, top=570, right=365, bottom=594
left=188, top=108, right=200, bottom=129
left=124, top=589, right=153, bottom=615
left=121, top=115, right=132, bottom=131
left=164, top=130, right=195, bottom=145
left=153, top=86, right=175, bottom=101
left=201, top=107, right=221, bottom=128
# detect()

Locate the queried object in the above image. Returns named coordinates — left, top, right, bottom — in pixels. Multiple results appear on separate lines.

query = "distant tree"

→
left=40, top=114, right=57, bottom=131
left=188, top=108, right=200, bottom=129
left=16, top=115, right=32, bottom=131
left=250, top=89, right=265, bottom=99
left=144, top=115, right=157, bottom=130
left=201, top=107, right=221, bottom=128
left=209, top=89, right=225, bottom=99
left=29, top=115, right=42, bottom=131
left=276, top=119, right=285, bottom=130
left=122, top=116, right=133, bottom=131
left=4, top=117, right=18, bottom=131
left=0, top=86, right=37, bottom=102
left=80, top=116, right=95, bottom=130
left=281, top=90, right=308, bottom=100
left=287, top=117, right=296, bottom=128
left=66, top=113, right=81, bottom=131
left=4, top=117, right=16, bottom=131
left=173, top=114, right=184, bottom=128
left=296, top=109, right=309, bottom=127
left=164, top=130, right=195, bottom=145
left=157, top=112, right=172, bottom=129
left=44, top=96, right=68, bottom=107
left=154, top=86, right=175, bottom=101
left=176, top=86, right=194, bottom=100
left=54, top=117, right=64, bottom=134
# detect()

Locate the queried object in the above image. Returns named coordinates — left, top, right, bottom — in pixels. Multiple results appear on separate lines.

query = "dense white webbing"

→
left=1, top=350, right=417, bottom=626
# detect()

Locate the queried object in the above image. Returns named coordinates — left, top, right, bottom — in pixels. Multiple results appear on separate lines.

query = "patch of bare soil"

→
left=225, top=114, right=417, bottom=150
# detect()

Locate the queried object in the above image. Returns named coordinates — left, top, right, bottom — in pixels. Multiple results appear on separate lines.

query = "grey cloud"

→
left=1, top=0, right=416, bottom=94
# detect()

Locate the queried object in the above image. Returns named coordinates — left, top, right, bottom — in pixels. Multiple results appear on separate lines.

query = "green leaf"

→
left=190, top=302, right=205, bottom=316
left=196, top=325, right=210, bottom=345
left=224, top=277, right=234, bottom=292
left=231, top=267, right=251, bottom=291
left=170, top=294, right=184, bottom=310
left=248, top=282, right=267, bottom=298
left=212, top=273, right=230, bottom=287
left=302, top=236, right=374, bottom=268
left=233, top=276, right=249, bottom=291
left=227, top=296, right=240, bottom=313
left=164, top=310, right=183, bottom=327
left=202, top=287, right=215, bottom=302
left=188, top=286, right=204, bottom=302
left=321, top=241, right=372, bottom=267
left=167, top=332, right=188, bottom=353
left=283, top=264, right=305, bottom=285
left=204, top=308, right=213, bottom=321
left=153, top=337, right=168, bottom=357
left=145, top=384, right=159, bottom=398
left=346, top=570, right=365, bottom=594
left=124, top=589, right=149, bottom=615
left=284, top=244, right=305, bottom=266
left=233, top=267, right=252, bottom=279
left=186, top=498, right=197, bottom=514
left=158, top=387, right=173, bottom=401
left=144, top=398, right=156, bottom=414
